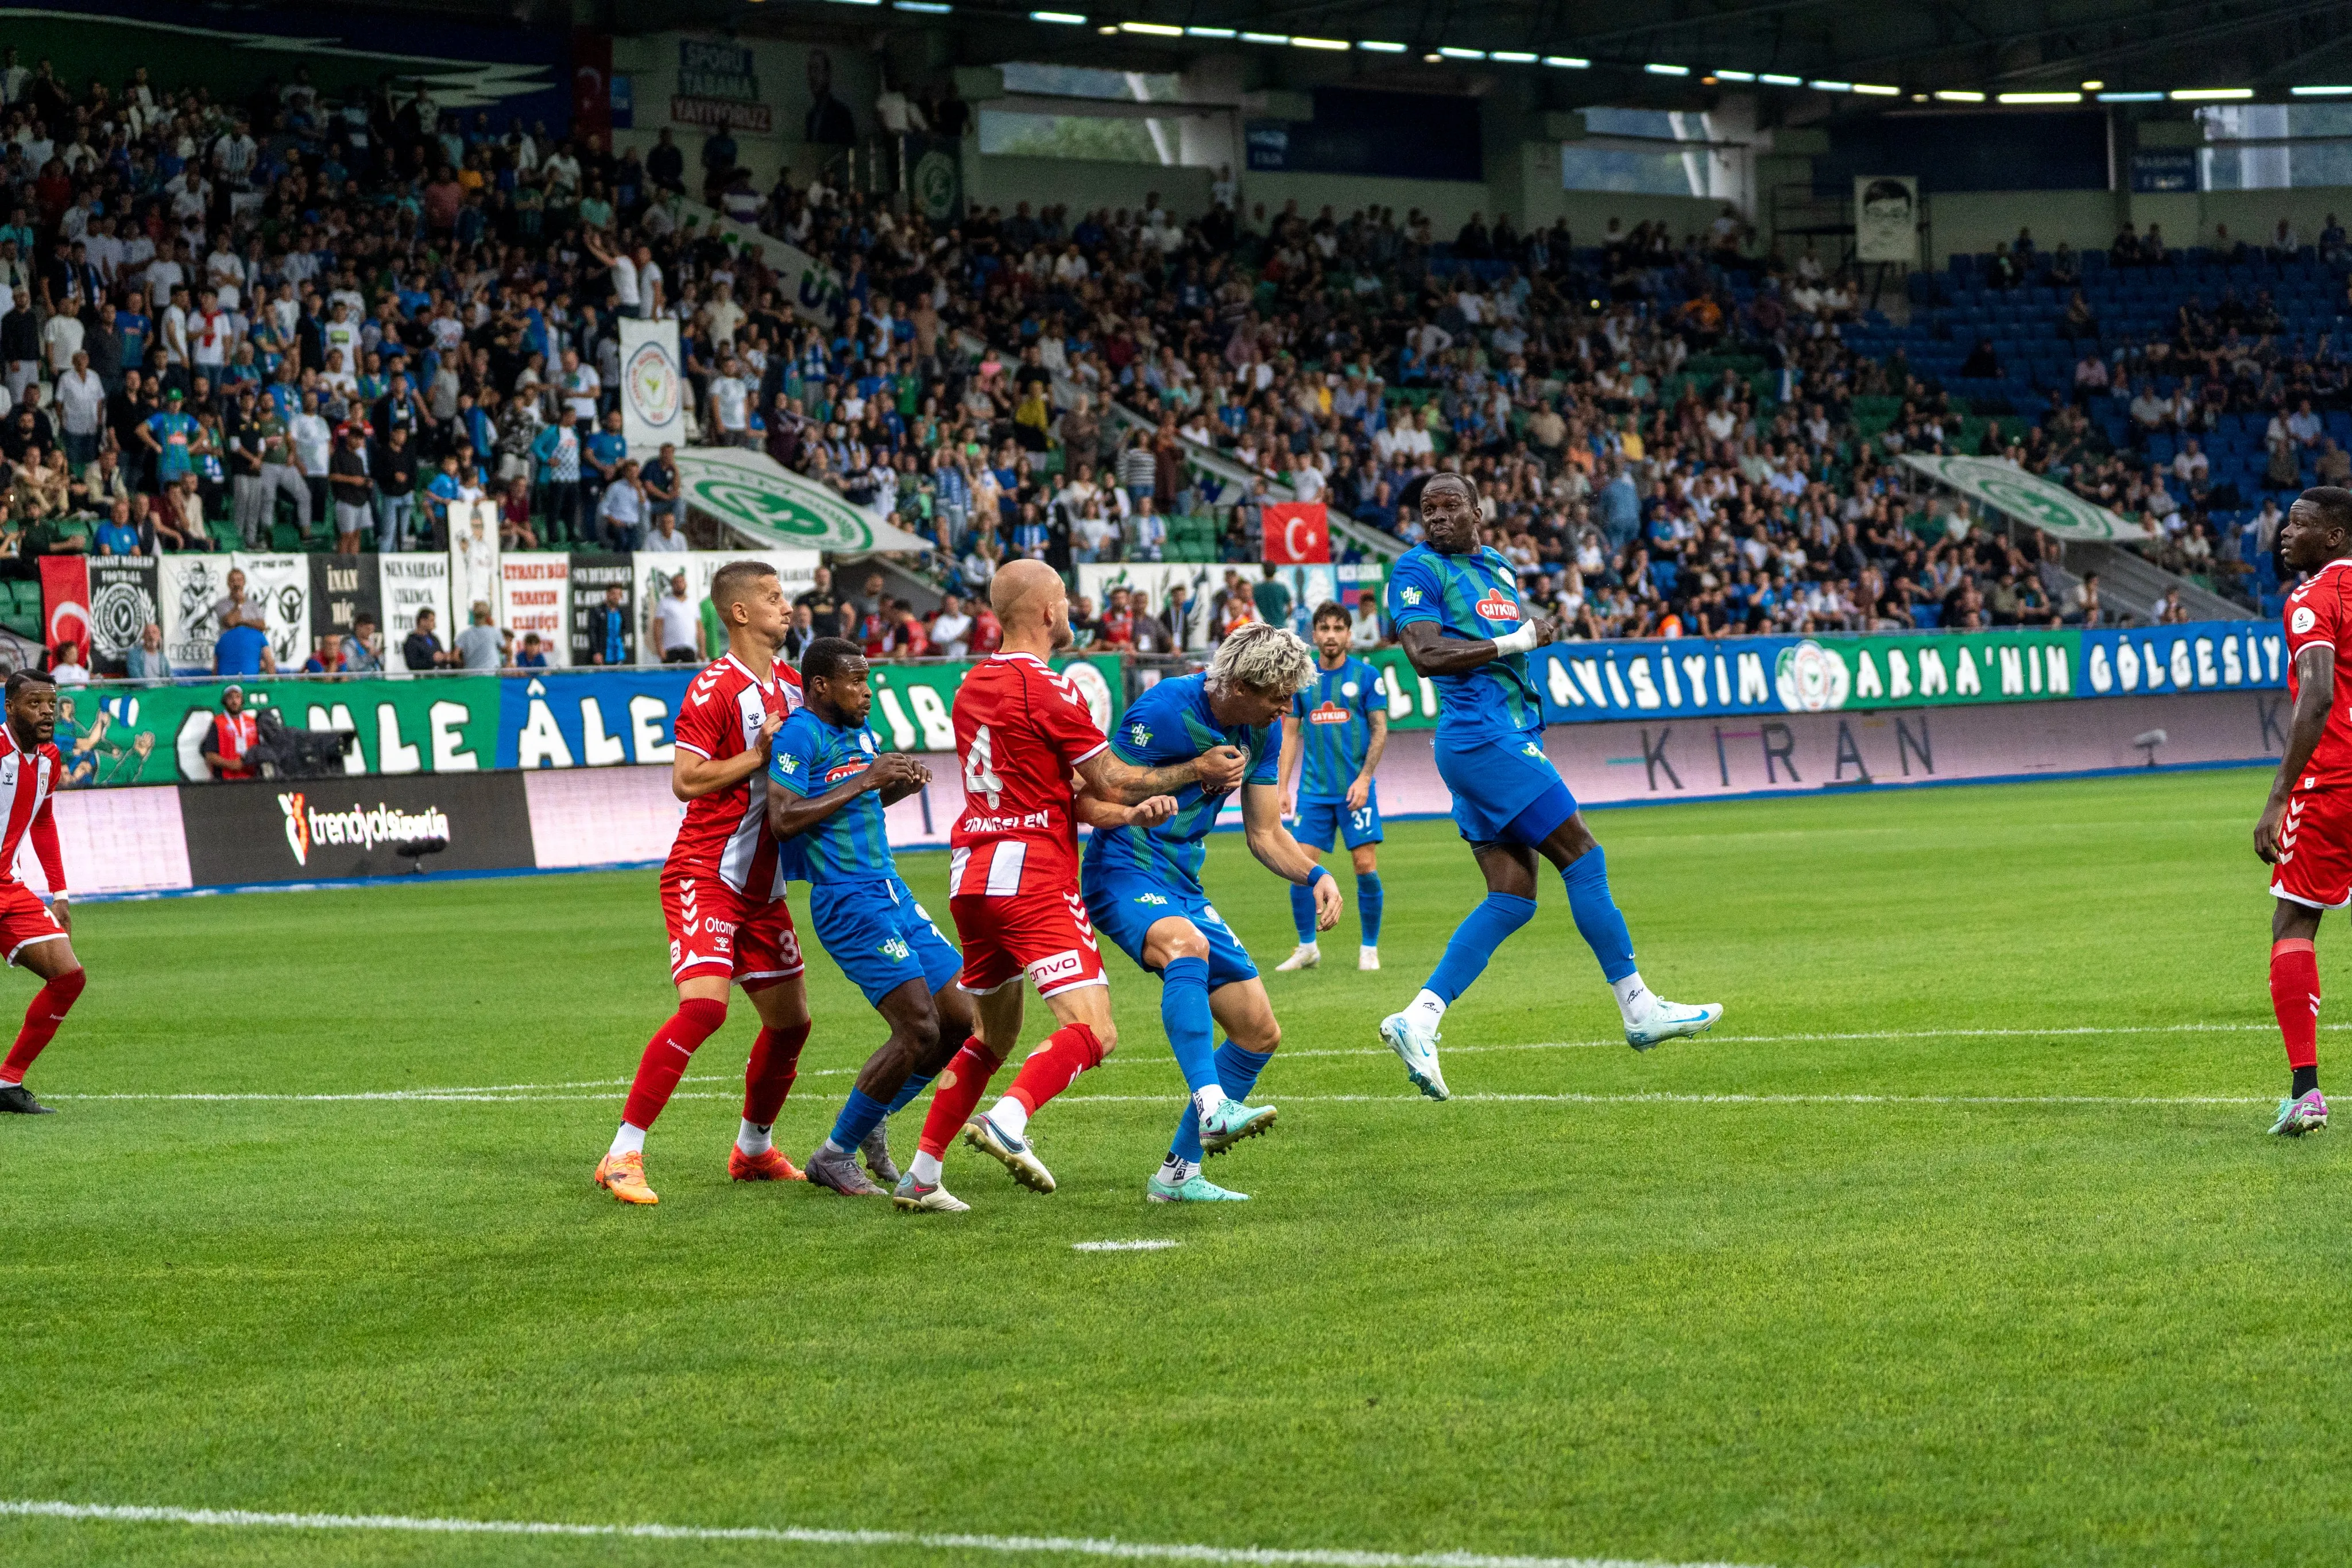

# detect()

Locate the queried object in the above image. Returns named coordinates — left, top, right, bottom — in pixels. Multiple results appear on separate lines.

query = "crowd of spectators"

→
left=0, top=37, right=2278, bottom=665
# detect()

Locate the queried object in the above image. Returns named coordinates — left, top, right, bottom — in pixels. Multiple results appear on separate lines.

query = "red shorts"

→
left=0, top=883, right=64, bottom=966
left=660, top=866, right=803, bottom=988
left=2273, top=782, right=2352, bottom=909
left=951, top=888, right=1106, bottom=1000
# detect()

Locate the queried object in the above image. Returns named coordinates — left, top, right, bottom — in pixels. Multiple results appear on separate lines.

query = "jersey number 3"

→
left=964, top=723, right=1003, bottom=809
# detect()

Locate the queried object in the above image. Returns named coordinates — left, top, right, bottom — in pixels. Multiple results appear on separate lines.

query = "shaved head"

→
left=992, top=559, right=1063, bottom=625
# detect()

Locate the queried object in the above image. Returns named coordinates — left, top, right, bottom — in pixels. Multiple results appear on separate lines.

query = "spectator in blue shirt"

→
left=513, top=632, right=550, bottom=669
left=215, top=619, right=273, bottom=677
left=94, top=497, right=146, bottom=556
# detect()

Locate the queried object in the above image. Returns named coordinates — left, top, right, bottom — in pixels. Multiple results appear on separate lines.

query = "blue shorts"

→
left=810, top=876, right=963, bottom=1006
left=1436, top=729, right=1577, bottom=845
left=1295, top=786, right=1384, bottom=852
left=1082, top=868, right=1260, bottom=990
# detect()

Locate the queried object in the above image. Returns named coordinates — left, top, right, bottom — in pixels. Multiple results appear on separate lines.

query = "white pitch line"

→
left=0, top=1498, right=1766, bottom=1568
left=1071, top=1239, right=1182, bottom=1252
left=1053, top=1093, right=2272, bottom=1107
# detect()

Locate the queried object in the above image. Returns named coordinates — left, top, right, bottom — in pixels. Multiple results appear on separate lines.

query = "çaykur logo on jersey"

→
left=1307, top=700, right=1352, bottom=725
left=276, top=791, right=452, bottom=867
left=1473, top=592, right=1522, bottom=621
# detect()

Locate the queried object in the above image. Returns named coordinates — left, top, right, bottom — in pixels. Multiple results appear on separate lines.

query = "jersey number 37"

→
left=964, top=723, right=1003, bottom=809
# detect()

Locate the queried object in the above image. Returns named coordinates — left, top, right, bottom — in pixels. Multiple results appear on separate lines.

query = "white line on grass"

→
left=1071, top=1239, right=1181, bottom=1252
left=0, top=1498, right=1767, bottom=1567
left=39, top=1089, right=2273, bottom=1109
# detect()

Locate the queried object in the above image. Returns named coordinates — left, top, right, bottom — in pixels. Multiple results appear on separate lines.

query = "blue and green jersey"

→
left=1385, top=543, right=1544, bottom=737
left=1289, top=655, right=1383, bottom=800
left=1082, top=672, right=1278, bottom=895
left=769, top=708, right=895, bottom=885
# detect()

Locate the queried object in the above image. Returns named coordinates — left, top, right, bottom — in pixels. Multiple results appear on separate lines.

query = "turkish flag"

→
left=571, top=31, right=613, bottom=142
left=38, top=556, right=88, bottom=661
left=1263, top=502, right=1330, bottom=564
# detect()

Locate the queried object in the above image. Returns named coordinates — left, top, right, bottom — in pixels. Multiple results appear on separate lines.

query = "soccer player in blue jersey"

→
left=1377, top=473, right=1720, bottom=1098
left=1069, top=622, right=1340, bottom=1203
left=767, top=637, right=982, bottom=1209
left=1274, top=600, right=1390, bottom=973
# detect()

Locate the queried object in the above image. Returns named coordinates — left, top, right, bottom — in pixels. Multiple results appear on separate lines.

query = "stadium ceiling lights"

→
left=1852, top=83, right=1900, bottom=96
left=1759, top=73, right=1801, bottom=86
left=2294, top=85, right=2352, bottom=96
left=1292, top=36, right=1349, bottom=49
left=2096, top=90, right=2164, bottom=101
left=1645, top=63, right=1690, bottom=76
left=1359, top=40, right=1407, bottom=52
left=2172, top=87, right=2253, bottom=100
left=1030, top=9, right=1086, bottom=21
left=1239, top=30, right=1289, bottom=43
left=1809, top=78, right=1853, bottom=92
left=1933, top=89, right=1986, bottom=102
left=1714, top=68, right=1755, bottom=81
left=1998, top=91, right=2081, bottom=103
left=1438, top=47, right=1486, bottom=59
left=1184, top=24, right=1235, bottom=35
left=1491, top=51, right=1537, bottom=63
left=1544, top=56, right=1589, bottom=68
left=1119, top=20, right=1182, bottom=34
left=2080, top=80, right=2104, bottom=90
left=896, top=1, right=951, bottom=11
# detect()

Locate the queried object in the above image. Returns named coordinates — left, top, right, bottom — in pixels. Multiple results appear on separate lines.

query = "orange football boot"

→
left=594, top=1149, right=659, bottom=1205
left=728, top=1145, right=806, bottom=1182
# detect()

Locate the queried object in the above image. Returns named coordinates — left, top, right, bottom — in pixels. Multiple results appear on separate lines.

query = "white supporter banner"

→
left=618, top=316, right=684, bottom=459
left=630, top=548, right=821, bottom=666
left=230, top=552, right=309, bottom=669
left=158, top=552, right=232, bottom=673
left=498, top=555, right=571, bottom=668
left=675, top=199, right=844, bottom=326
left=448, top=506, right=503, bottom=630
left=379, top=554, right=452, bottom=673
left=1854, top=175, right=1920, bottom=266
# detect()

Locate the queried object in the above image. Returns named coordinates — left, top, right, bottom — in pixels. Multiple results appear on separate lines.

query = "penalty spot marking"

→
left=0, top=1498, right=1770, bottom=1568
left=1071, top=1238, right=1180, bottom=1252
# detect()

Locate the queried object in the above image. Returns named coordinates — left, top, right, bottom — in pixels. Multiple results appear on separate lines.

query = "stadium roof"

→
left=275, top=1, right=2352, bottom=118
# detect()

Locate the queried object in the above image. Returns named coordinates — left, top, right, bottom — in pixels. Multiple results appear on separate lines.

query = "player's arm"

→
left=1395, top=615, right=1562, bottom=678
left=671, top=711, right=784, bottom=801
left=29, top=794, right=67, bottom=932
left=2258, top=643, right=2335, bottom=862
left=1347, top=710, right=1387, bottom=812
left=1276, top=714, right=1302, bottom=815
left=1073, top=783, right=1178, bottom=830
left=1241, top=782, right=1340, bottom=930
left=1075, top=742, right=1246, bottom=805
left=767, top=753, right=924, bottom=839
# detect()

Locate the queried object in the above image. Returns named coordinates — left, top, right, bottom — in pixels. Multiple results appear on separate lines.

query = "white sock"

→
left=1610, top=971, right=1652, bottom=1022
left=821, top=1136, right=849, bottom=1156
left=736, top=1118, right=772, bottom=1156
left=608, top=1122, right=646, bottom=1159
left=911, top=1150, right=943, bottom=1186
left=1297, top=939, right=1319, bottom=951
left=987, top=1095, right=1030, bottom=1139
left=1192, top=1083, right=1228, bottom=1118
left=1159, top=1154, right=1198, bottom=1184
left=1407, top=988, right=1447, bottom=1026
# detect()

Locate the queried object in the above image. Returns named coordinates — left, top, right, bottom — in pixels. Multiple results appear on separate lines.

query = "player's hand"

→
left=1529, top=614, right=1565, bottom=648
left=753, top=711, right=784, bottom=757
left=870, top=753, right=926, bottom=791
left=1310, top=872, right=1343, bottom=932
left=1344, top=776, right=1370, bottom=812
left=1193, top=744, right=1247, bottom=793
left=51, top=896, right=69, bottom=935
left=1130, top=793, right=1178, bottom=827
left=2257, top=796, right=2288, bottom=864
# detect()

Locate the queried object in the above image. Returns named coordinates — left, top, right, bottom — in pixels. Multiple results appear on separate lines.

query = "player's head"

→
left=1206, top=621, right=1314, bottom=728
left=710, top=560, right=786, bottom=651
left=1407, top=471, right=1480, bottom=553
left=991, top=559, right=1070, bottom=650
left=5, top=667, right=56, bottom=744
left=2287, top=487, right=2352, bottom=570
left=1310, top=601, right=1350, bottom=661
left=799, top=636, right=871, bottom=727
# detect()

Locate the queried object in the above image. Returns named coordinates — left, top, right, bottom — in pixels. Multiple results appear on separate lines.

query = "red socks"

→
left=1003, top=1021, right=1105, bottom=1116
left=918, top=1038, right=1004, bottom=1157
left=2273, top=938, right=2321, bottom=1071
left=742, top=1021, right=810, bottom=1126
left=0, top=967, right=83, bottom=1086
left=622, top=997, right=728, bottom=1130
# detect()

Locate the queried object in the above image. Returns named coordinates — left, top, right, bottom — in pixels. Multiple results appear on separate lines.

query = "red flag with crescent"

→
left=38, top=556, right=89, bottom=661
left=1263, top=502, right=1329, bottom=564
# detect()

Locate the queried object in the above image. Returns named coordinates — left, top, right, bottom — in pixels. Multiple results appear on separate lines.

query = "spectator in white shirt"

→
left=289, top=390, right=333, bottom=519
left=643, top=509, right=688, bottom=552
left=55, top=351, right=103, bottom=466
left=653, top=572, right=700, bottom=661
left=706, top=357, right=751, bottom=446
left=39, top=305, right=82, bottom=375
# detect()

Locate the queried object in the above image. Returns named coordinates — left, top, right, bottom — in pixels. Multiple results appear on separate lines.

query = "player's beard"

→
left=1051, top=612, right=1073, bottom=651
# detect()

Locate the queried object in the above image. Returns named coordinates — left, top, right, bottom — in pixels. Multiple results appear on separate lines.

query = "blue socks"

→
left=827, top=1071, right=937, bottom=1151
left=1562, top=847, right=1638, bottom=982
left=1169, top=1040, right=1276, bottom=1163
left=1290, top=881, right=1317, bottom=943
left=1357, top=872, right=1384, bottom=944
left=1423, top=892, right=1538, bottom=1005
left=1160, top=956, right=1218, bottom=1093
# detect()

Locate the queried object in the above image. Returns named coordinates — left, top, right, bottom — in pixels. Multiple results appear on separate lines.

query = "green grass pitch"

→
left=1, top=768, right=2342, bottom=1568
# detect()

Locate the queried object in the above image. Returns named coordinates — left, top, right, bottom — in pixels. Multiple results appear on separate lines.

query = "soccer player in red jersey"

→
left=595, top=562, right=817, bottom=1203
left=0, top=671, right=86, bottom=1116
left=904, top=560, right=1244, bottom=1204
left=2258, top=487, right=2352, bottom=1136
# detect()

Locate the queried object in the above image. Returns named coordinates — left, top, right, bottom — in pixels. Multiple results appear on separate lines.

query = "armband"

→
left=1492, top=622, right=1539, bottom=656
left=1308, top=865, right=1336, bottom=889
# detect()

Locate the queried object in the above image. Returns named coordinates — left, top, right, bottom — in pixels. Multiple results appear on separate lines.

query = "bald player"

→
left=895, top=560, right=1246, bottom=1209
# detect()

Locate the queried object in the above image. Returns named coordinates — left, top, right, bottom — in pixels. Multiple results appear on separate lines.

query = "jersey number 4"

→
left=964, top=723, right=1003, bottom=809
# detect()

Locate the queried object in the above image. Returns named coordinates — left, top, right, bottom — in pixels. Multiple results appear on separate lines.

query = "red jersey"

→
left=0, top=725, right=64, bottom=894
left=667, top=652, right=803, bottom=900
left=947, top=652, right=1108, bottom=897
left=2285, top=557, right=2352, bottom=788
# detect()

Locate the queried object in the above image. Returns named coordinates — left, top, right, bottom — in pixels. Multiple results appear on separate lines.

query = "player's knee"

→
left=904, top=1008, right=942, bottom=1058
left=1092, top=1017, right=1119, bottom=1059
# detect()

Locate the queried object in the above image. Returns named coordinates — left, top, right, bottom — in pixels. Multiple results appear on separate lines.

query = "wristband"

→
left=1308, top=865, right=1336, bottom=889
left=1492, top=622, right=1539, bottom=656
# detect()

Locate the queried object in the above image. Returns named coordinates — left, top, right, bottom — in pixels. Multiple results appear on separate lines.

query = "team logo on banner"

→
left=1774, top=639, right=1853, bottom=713
left=625, top=339, right=679, bottom=428
left=91, top=575, right=154, bottom=663
left=279, top=791, right=311, bottom=865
